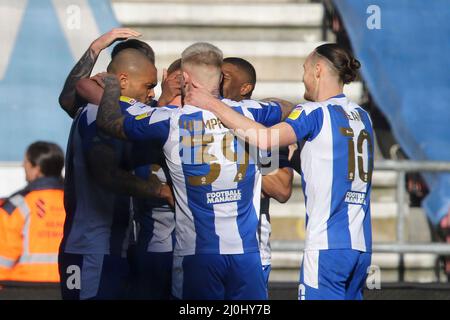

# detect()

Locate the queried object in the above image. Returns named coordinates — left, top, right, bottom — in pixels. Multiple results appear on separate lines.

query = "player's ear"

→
left=182, top=71, right=190, bottom=85
left=162, top=68, right=168, bottom=83
left=118, top=73, right=128, bottom=90
left=240, top=83, right=254, bottom=97
left=314, top=62, right=321, bottom=80
left=182, top=71, right=192, bottom=93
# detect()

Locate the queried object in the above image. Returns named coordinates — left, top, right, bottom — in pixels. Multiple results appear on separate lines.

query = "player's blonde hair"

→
left=181, top=42, right=223, bottom=94
left=181, top=42, right=223, bottom=69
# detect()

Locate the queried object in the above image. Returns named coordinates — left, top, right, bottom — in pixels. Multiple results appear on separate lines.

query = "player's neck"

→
left=316, top=82, right=344, bottom=102
left=169, top=96, right=182, bottom=107
left=210, top=87, right=220, bottom=98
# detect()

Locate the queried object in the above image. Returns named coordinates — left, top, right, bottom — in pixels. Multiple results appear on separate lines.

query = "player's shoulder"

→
left=221, top=98, right=279, bottom=110
left=296, top=101, right=323, bottom=113
left=351, top=101, right=370, bottom=116
left=142, top=105, right=177, bottom=125
left=121, top=97, right=177, bottom=123
left=120, top=97, right=145, bottom=112
left=351, top=102, right=373, bottom=125
left=119, top=96, right=153, bottom=116
left=78, top=103, right=98, bottom=126
left=286, top=101, right=322, bottom=121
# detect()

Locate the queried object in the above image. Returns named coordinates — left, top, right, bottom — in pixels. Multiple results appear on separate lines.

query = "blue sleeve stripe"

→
left=123, top=112, right=170, bottom=143
left=308, top=107, right=324, bottom=141
left=284, top=107, right=323, bottom=142
left=246, top=101, right=282, bottom=126
left=284, top=119, right=303, bottom=142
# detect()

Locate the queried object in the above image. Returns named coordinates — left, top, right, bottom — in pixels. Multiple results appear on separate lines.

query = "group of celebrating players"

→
left=57, top=27, right=373, bottom=300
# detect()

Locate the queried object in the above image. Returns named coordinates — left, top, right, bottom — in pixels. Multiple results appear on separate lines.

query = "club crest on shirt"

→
left=288, top=107, right=303, bottom=120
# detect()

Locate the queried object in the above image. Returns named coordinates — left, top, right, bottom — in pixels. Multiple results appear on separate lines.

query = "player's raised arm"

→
left=58, top=28, right=141, bottom=118
left=96, top=74, right=128, bottom=140
left=75, top=73, right=108, bottom=106
left=185, top=81, right=297, bottom=150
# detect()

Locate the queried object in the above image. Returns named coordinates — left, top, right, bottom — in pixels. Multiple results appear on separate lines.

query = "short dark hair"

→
left=223, top=57, right=257, bottom=86
left=314, top=43, right=361, bottom=84
left=111, top=39, right=155, bottom=64
left=167, top=58, right=182, bottom=75
left=26, top=141, right=64, bottom=178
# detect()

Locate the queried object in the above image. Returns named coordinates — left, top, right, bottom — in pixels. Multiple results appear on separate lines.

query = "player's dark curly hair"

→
left=314, top=43, right=360, bottom=84
left=223, top=57, right=257, bottom=86
left=111, top=39, right=155, bottom=64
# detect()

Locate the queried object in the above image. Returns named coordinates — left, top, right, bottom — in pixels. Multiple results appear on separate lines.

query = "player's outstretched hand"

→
left=183, top=73, right=216, bottom=111
left=90, top=28, right=142, bottom=55
left=76, top=72, right=115, bottom=105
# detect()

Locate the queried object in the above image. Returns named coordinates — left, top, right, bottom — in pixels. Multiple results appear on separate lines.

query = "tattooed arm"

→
left=96, top=74, right=128, bottom=140
left=58, top=47, right=98, bottom=118
left=58, top=28, right=141, bottom=118
left=87, top=142, right=173, bottom=203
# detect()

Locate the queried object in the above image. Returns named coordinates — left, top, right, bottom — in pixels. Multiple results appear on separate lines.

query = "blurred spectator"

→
left=0, top=141, right=65, bottom=298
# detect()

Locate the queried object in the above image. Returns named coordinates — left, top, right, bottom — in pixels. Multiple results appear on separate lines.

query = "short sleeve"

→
left=284, top=105, right=324, bottom=142
left=244, top=101, right=283, bottom=127
left=123, top=109, right=171, bottom=143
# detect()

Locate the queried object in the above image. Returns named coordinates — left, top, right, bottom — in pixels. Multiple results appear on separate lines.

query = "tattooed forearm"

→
left=88, top=144, right=162, bottom=198
left=113, top=171, right=163, bottom=199
left=59, top=48, right=99, bottom=118
left=97, top=76, right=127, bottom=140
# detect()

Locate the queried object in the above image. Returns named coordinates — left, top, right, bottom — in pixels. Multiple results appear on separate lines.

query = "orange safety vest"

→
left=0, top=177, right=65, bottom=284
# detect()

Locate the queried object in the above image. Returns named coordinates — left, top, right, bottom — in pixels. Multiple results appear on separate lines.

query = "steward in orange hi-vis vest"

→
left=0, top=176, right=65, bottom=284
left=0, top=141, right=65, bottom=285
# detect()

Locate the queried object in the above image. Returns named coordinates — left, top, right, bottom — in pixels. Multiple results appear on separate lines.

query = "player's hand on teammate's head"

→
left=90, top=72, right=109, bottom=88
left=158, top=68, right=182, bottom=107
left=76, top=76, right=108, bottom=105
left=90, top=28, right=142, bottom=55
left=184, top=75, right=216, bottom=110
left=163, top=69, right=183, bottom=88
left=100, top=73, right=120, bottom=87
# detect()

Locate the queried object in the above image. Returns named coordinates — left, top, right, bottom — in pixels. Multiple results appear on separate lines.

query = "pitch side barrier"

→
left=272, top=160, right=450, bottom=282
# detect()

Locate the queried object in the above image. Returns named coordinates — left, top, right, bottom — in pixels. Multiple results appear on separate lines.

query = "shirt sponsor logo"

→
left=206, top=189, right=242, bottom=204
left=288, top=107, right=303, bottom=120
left=345, top=191, right=367, bottom=205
